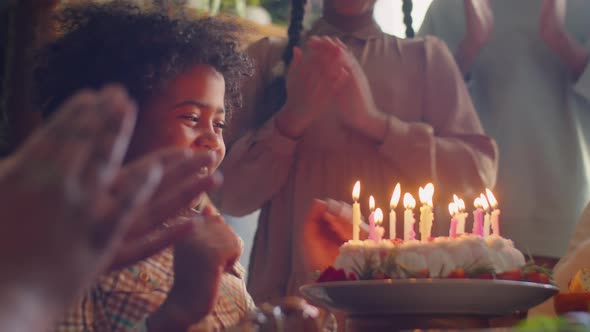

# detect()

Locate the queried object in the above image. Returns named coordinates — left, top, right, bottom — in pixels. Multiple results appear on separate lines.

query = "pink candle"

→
left=374, top=208, right=385, bottom=242
left=448, top=202, right=458, bottom=237
left=472, top=197, right=484, bottom=237
left=486, top=189, right=501, bottom=236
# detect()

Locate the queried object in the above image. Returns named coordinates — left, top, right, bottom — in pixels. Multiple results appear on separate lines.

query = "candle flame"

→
left=419, top=183, right=434, bottom=206
left=374, top=208, right=384, bottom=224
left=480, top=193, right=490, bottom=210
left=474, top=197, right=482, bottom=209
left=403, top=193, right=416, bottom=209
left=448, top=202, right=458, bottom=216
left=390, top=183, right=401, bottom=209
left=369, top=195, right=375, bottom=212
left=485, top=188, right=498, bottom=209
left=453, top=194, right=465, bottom=211
left=352, top=181, right=360, bottom=201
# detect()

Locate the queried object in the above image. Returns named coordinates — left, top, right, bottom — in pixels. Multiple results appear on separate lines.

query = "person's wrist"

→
left=356, top=109, right=389, bottom=144
left=275, top=103, right=307, bottom=140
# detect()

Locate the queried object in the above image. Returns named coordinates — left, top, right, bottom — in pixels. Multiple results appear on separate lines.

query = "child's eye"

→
left=180, top=115, right=199, bottom=124
left=214, top=121, right=226, bottom=130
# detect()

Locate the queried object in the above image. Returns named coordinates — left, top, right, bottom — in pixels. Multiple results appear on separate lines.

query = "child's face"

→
left=130, top=64, right=227, bottom=174
left=324, top=0, right=377, bottom=17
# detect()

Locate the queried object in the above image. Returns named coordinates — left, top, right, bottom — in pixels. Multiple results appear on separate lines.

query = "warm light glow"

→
left=374, top=208, right=384, bottom=224
left=369, top=195, right=376, bottom=212
left=474, top=197, right=483, bottom=209
left=454, top=195, right=466, bottom=211
left=485, top=188, right=498, bottom=209
left=403, top=193, right=416, bottom=209
left=390, top=183, right=401, bottom=209
left=480, top=193, right=490, bottom=210
left=448, top=202, right=458, bottom=216
left=352, top=181, right=360, bottom=202
left=419, top=183, right=434, bottom=207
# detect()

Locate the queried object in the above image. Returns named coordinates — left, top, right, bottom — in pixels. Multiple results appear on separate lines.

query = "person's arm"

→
left=221, top=37, right=349, bottom=216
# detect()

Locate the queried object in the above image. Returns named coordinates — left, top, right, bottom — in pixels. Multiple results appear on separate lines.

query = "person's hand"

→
left=275, top=36, right=349, bottom=139
left=0, top=86, right=166, bottom=316
left=303, top=199, right=368, bottom=271
left=326, top=47, right=391, bottom=144
left=106, top=150, right=223, bottom=271
left=456, top=0, right=494, bottom=74
left=539, top=0, right=589, bottom=78
left=148, top=208, right=241, bottom=330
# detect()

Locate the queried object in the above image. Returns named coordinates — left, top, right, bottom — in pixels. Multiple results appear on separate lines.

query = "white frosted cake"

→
left=318, top=234, right=530, bottom=282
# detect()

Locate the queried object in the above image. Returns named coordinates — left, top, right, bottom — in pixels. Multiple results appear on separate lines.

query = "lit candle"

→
left=486, top=189, right=501, bottom=236
left=480, top=193, right=491, bottom=238
left=472, top=197, right=484, bottom=237
left=352, top=181, right=361, bottom=241
left=403, top=193, right=416, bottom=241
left=454, top=195, right=467, bottom=234
left=418, top=183, right=435, bottom=242
left=374, top=208, right=385, bottom=242
left=389, top=183, right=401, bottom=239
left=448, top=202, right=459, bottom=237
left=368, top=195, right=376, bottom=241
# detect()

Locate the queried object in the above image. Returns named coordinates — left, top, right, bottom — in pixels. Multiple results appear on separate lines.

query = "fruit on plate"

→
left=569, top=268, right=590, bottom=292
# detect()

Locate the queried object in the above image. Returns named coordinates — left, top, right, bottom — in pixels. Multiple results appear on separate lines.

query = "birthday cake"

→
left=316, top=183, right=552, bottom=284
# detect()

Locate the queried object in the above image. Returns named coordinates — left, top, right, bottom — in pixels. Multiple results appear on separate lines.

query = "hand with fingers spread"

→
left=275, top=36, right=350, bottom=139
left=148, top=208, right=242, bottom=330
left=0, top=86, right=165, bottom=329
left=106, top=150, right=222, bottom=271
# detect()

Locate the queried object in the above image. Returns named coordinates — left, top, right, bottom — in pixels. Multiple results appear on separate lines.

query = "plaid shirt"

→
left=56, top=248, right=254, bottom=332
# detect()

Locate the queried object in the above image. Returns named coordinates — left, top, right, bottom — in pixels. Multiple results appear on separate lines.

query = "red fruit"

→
left=448, top=269, right=466, bottom=279
left=524, top=271, right=542, bottom=283
left=497, top=269, right=522, bottom=281
left=316, top=267, right=348, bottom=282
left=317, top=267, right=336, bottom=283
left=539, top=273, right=550, bottom=284
left=348, top=273, right=358, bottom=281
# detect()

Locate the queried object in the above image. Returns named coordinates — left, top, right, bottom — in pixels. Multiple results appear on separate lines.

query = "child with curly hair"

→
left=34, top=2, right=255, bottom=331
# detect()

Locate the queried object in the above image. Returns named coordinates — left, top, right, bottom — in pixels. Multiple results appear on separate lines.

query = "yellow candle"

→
left=454, top=195, right=467, bottom=234
left=389, top=183, right=401, bottom=239
left=352, top=181, right=361, bottom=241
left=480, top=193, right=491, bottom=238
left=418, top=183, right=434, bottom=242
left=403, top=193, right=416, bottom=241
left=486, top=189, right=500, bottom=236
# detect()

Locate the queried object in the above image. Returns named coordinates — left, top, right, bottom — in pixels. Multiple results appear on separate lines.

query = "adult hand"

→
left=106, top=150, right=223, bottom=271
left=303, top=199, right=368, bottom=271
left=330, top=48, right=389, bottom=143
left=456, top=0, right=494, bottom=75
left=539, top=0, right=589, bottom=78
left=0, top=86, right=164, bottom=317
left=275, top=36, right=349, bottom=139
left=149, top=208, right=241, bottom=330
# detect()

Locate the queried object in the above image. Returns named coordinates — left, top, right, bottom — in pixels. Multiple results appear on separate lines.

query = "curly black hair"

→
left=35, top=1, right=253, bottom=120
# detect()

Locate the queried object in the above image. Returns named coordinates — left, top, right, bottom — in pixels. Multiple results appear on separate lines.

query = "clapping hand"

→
left=538, top=0, right=589, bottom=78
left=457, top=0, right=494, bottom=74
left=276, top=36, right=350, bottom=139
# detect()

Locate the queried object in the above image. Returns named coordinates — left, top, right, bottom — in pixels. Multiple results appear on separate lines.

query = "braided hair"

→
left=402, top=0, right=414, bottom=38
left=253, top=0, right=307, bottom=128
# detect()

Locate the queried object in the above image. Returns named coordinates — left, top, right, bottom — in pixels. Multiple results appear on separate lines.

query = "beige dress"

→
left=220, top=18, right=498, bottom=303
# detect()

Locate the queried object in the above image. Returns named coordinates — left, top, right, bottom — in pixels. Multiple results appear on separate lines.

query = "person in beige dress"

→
left=220, top=0, right=498, bottom=303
